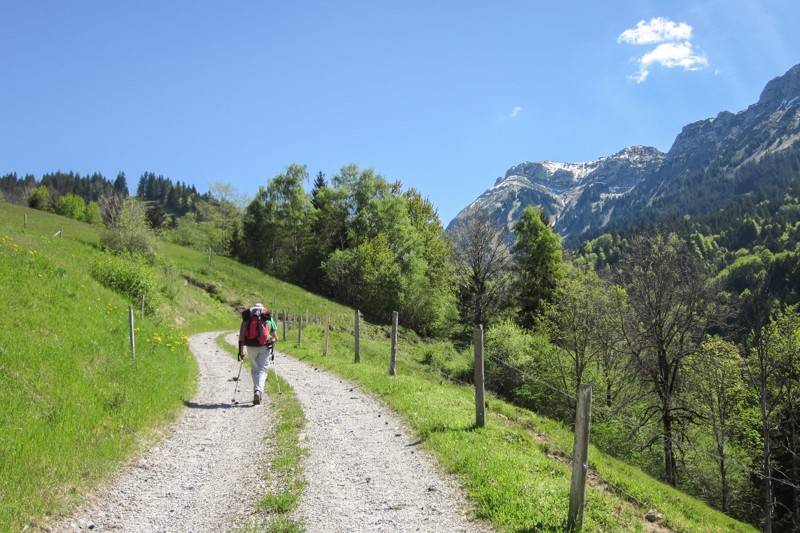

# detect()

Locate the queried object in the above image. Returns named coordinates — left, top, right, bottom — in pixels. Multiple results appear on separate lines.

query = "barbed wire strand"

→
left=590, top=470, right=695, bottom=533
left=290, top=310, right=800, bottom=494
left=489, top=355, right=577, bottom=403
left=488, top=353, right=685, bottom=526
left=436, top=368, right=473, bottom=387
left=589, top=388, right=800, bottom=492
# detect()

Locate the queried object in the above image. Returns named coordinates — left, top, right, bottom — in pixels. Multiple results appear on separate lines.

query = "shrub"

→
left=55, top=194, right=86, bottom=220
left=485, top=320, right=537, bottom=395
left=90, top=253, right=161, bottom=314
left=84, top=201, right=103, bottom=225
left=419, top=341, right=473, bottom=383
left=100, top=197, right=158, bottom=259
left=28, top=185, right=51, bottom=211
left=485, top=319, right=563, bottom=417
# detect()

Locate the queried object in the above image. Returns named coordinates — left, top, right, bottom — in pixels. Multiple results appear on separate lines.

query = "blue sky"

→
left=1, top=1, right=798, bottom=224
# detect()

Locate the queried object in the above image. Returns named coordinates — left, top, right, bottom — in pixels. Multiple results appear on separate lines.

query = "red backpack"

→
left=242, top=308, right=270, bottom=346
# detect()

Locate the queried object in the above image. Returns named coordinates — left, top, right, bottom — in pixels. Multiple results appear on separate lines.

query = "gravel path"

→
left=55, top=331, right=491, bottom=532
left=270, top=341, right=492, bottom=533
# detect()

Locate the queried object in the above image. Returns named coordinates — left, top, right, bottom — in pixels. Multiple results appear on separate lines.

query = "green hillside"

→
left=0, top=202, right=755, bottom=532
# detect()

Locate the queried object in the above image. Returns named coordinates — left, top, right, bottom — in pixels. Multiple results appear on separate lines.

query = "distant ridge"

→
left=448, top=64, right=800, bottom=243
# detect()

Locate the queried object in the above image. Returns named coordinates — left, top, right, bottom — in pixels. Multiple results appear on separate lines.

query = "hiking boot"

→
left=253, top=391, right=261, bottom=405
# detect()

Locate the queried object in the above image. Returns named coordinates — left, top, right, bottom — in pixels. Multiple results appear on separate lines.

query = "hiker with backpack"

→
left=238, top=303, right=278, bottom=405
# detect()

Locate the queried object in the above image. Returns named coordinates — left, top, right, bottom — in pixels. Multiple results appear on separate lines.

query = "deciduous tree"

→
left=617, top=232, right=723, bottom=487
left=451, top=209, right=513, bottom=331
left=684, top=336, right=751, bottom=513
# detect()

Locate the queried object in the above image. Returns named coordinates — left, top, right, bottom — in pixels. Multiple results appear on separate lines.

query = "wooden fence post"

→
left=128, top=305, right=135, bottom=360
left=323, top=311, right=330, bottom=356
left=354, top=309, right=361, bottom=363
left=24, top=212, right=27, bottom=228
left=567, top=383, right=593, bottom=532
left=474, top=325, right=485, bottom=428
left=282, top=308, right=287, bottom=341
left=389, top=311, right=398, bottom=376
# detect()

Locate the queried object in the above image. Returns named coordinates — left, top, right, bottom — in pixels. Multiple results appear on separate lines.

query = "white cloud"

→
left=619, top=17, right=708, bottom=83
left=634, top=42, right=710, bottom=82
left=508, top=106, right=522, bottom=118
left=618, top=17, right=692, bottom=45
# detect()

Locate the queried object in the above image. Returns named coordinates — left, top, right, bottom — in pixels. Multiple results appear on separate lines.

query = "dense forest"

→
left=4, top=150, right=800, bottom=531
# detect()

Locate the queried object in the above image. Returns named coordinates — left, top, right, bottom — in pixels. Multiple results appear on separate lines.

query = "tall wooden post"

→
left=389, top=311, right=398, bottom=376
left=567, top=384, right=592, bottom=532
left=474, top=325, right=485, bottom=428
left=128, top=305, right=135, bottom=360
left=323, top=311, right=330, bottom=356
left=354, top=309, right=361, bottom=363
left=282, top=308, right=287, bottom=341
left=24, top=212, right=27, bottom=228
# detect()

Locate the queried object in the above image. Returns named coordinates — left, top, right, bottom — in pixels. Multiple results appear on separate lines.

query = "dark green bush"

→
left=90, top=253, right=160, bottom=314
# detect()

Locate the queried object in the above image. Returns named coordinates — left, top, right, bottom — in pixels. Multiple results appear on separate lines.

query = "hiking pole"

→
left=271, top=347, right=282, bottom=395
left=232, top=355, right=244, bottom=404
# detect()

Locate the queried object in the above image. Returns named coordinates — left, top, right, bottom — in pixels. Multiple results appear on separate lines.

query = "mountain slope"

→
left=448, top=64, right=800, bottom=243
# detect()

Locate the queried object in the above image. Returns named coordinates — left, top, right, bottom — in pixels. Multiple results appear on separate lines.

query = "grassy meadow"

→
left=0, top=201, right=757, bottom=532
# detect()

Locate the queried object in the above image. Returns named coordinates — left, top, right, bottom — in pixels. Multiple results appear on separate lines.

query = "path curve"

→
left=56, top=332, right=491, bottom=532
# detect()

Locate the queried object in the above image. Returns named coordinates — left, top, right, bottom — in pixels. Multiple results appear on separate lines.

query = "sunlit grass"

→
left=276, top=321, right=757, bottom=532
left=0, top=209, right=196, bottom=529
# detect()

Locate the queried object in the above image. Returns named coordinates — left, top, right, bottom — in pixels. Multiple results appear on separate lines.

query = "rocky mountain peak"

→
left=501, top=160, right=596, bottom=194
left=608, top=145, right=665, bottom=162
left=757, top=64, right=800, bottom=109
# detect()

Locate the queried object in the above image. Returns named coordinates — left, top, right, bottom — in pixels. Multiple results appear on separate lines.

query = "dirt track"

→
left=55, top=331, right=490, bottom=532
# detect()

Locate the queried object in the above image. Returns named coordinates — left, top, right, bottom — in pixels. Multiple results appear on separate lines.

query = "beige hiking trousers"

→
left=246, top=345, right=272, bottom=395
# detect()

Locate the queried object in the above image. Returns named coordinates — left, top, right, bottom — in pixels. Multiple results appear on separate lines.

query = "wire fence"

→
left=489, top=351, right=800, bottom=493
left=266, top=306, right=798, bottom=528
